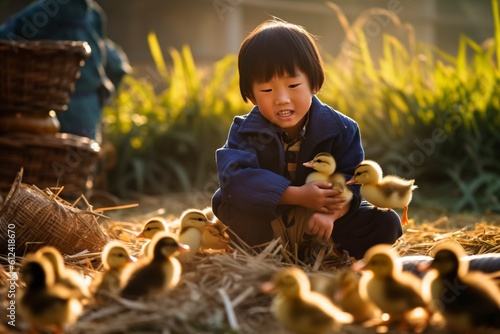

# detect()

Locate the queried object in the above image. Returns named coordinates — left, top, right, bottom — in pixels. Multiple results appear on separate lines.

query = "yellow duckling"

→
left=120, top=232, right=189, bottom=299
left=18, top=256, right=83, bottom=334
left=303, top=152, right=353, bottom=203
left=176, top=208, right=214, bottom=262
left=332, top=268, right=379, bottom=323
left=346, top=160, right=416, bottom=225
left=136, top=217, right=169, bottom=256
left=262, top=266, right=353, bottom=334
left=421, top=242, right=500, bottom=333
left=201, top=219, right=231, bottom=252
left=91, top=241, right=136, bottom=306
left=201, top=206, right=216, bottom=221
left=356, top=244, right=429, bottom=330
left=36, top=246, right=89, bottom=302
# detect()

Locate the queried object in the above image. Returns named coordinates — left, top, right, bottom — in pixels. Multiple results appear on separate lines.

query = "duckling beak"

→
left=352, top=259, right=366, bottom=272
left=260, top=281, right=275, bottom=294
left=135, top=232, right=147, bottom=239
left=416, top=261, right=431, bottom=273
left=176, top=242, right=190, bottom=254
left=303, top=160, right=314, bottom=168
left=345, top=176, right=357, bottom=185
left=128, top=255, right=138, bottom=263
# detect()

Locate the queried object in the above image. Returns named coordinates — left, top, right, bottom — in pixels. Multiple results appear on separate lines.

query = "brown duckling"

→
left=262, top=266, right=353, bottom=334
left=91, top=241, right=136, bottom=306
left=421, top=242, right=500, bottom=333
left=36, top=246, right=89, bottom=302
left=346, top=160, right=416, bottom=225
left=120, top=232, right=189, bottom=299
left=18, top=256, right=83, bottom=334
left=356, top=244, right=430, bottom=330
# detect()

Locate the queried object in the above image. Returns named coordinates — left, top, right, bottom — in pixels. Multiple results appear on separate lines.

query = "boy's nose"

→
left=274, top=90, right=290, bottom=105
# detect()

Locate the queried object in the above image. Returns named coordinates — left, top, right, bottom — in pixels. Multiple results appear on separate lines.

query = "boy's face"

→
left=249, top=69, right=315, bottom=138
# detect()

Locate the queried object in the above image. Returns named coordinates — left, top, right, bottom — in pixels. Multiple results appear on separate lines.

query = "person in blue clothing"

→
left=211, top=19, right=402, bottom=260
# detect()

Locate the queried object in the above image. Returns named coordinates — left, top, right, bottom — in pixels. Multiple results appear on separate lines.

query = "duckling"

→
left=356, top=244, right=429, bottom=330
left=202, top=206, right=216, bottom=221
left=36, top=246, right=89, bottom=302
left=120, top=232, right=189, bottom=299
left=200, top=217, right=231, bottom=251
left=421, top=242, right=500, bottom=333
left=346, top=160, right=417, bottom=225
left=303, top=152, right=354, bottom=203
left=262, top=266, right=353, bottom=334
left=18, top=256, right=83, bottom=334
left=91, top=241, right=136, bottom=306
left=176, top=208, right=214, bottom=262
left=136, top=217, right=169, bottom=239
left=332, top=268, right=379, bottom=323
left=136, top=217, right=169, bottom=256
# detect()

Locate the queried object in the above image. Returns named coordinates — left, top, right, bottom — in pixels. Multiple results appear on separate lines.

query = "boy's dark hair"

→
left=238, top=19, right=324, bottom=103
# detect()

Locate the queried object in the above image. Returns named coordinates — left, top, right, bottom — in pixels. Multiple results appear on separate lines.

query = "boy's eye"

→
left=289, top=83, right=300, bottom=88
left=260, top=88, right=272, bottom=93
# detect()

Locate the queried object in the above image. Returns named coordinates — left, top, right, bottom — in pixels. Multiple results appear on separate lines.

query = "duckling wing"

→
left=274, top=296, right=335, bottom=334
left=120, top=262, right=166, bottom=299
left=379, top=176, right=415, bottom=197
left=369, top=276, right=425, bottom=314
left=362, top=177, right=415, bottom=208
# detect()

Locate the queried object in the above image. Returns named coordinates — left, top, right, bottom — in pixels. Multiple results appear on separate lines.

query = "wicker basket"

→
left=0, top=171, right=110, bottom=256
left=0, top=40, right=91, bottom=114
left=0, top=132, right=100, bottom=199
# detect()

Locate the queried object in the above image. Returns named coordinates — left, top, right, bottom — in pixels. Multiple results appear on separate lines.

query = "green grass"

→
left=103, top=2, right=500, bottom=214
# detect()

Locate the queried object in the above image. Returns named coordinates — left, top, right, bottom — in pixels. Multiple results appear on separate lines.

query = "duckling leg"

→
left=401, top=205, right=409, bottom=226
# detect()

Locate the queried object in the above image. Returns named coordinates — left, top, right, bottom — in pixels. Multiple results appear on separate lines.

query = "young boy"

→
left=211, top=19, right=402, bottom=260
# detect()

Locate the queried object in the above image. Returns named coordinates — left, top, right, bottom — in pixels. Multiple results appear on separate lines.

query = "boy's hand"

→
left=307, top=211, right=336, bottom=242
left=307, top=201, right=350, bottom=242
left=300, top=181, right=346, bottom=213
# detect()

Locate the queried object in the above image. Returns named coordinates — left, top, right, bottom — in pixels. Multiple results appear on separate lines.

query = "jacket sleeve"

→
left=215, top=117, right=291, bottom=220
left=332, top=115, right=364, bottom=210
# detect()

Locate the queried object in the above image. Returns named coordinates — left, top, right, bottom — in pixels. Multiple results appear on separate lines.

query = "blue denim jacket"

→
left=212, top=95, right=364, bottom=245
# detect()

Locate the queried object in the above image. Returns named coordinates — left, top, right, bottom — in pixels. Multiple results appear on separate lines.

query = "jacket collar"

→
left=238, top=95, right=343, bottom=144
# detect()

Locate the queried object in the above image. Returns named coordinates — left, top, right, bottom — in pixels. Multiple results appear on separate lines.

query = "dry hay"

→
left=1, top=201, right=500, bottom=333
left=393, top=216, right=500, bottom=256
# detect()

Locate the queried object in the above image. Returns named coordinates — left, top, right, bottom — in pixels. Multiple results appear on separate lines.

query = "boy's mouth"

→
left=277, top=110, right=293, bottom=117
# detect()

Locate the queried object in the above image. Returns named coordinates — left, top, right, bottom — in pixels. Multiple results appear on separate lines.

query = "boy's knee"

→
left=383, top=209, right=403, bottom=239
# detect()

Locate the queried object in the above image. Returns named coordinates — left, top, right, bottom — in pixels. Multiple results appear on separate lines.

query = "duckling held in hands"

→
left=421, top=242, right=500, bottom=333
left=176, top=208, right=214, bottom=262
left=91, top=241, right=136, bottom=306
left=18, top=256, right=83, bottom=334
left=36, top=246, right=89, bottom=302
left=120, top=232, right=189, bottom=299
left=356, top=244, right=429, bottom=330
left=304, top=153, right=354, bottom=203
left=136, top=217, right=169, bottom=256
left=262, top=266, right=353, bottom=334
left=346, top=160, right=416, bottom=225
